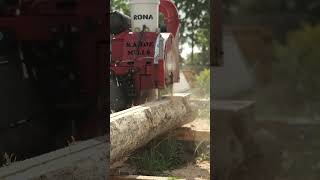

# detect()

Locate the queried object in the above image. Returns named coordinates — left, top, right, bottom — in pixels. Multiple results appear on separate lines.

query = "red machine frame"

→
left=110, top=0, right=180, bottom=105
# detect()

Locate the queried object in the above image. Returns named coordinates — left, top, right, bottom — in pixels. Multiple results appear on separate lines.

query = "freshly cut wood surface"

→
left=110, top=93, right=196, bottom=165
left=174, top=127, right=210, bottom=142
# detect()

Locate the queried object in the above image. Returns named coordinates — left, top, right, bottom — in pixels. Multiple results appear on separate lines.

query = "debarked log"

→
left=110, top=93, right=196, bottom=164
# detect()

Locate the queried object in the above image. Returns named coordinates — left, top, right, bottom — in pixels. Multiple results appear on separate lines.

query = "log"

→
left=0, top=137, right=108, bottom=180
left=110, top=93, right=196, bottom=165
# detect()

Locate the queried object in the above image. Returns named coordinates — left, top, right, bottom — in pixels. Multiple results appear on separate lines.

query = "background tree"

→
left=273, top=24, right=320, bottom=119
left=230, top=0, right=320, bottom=23
left=195, top=68, right=210, bottom=97
left=182, top=52, right=209, bottom=72
left=111, top=0, right=129, bottom=15
left=173, top=0, right=210, bottom=65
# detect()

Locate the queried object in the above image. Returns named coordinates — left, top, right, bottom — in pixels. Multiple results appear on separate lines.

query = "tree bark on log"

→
left=110, top=93, right=196, bottom=165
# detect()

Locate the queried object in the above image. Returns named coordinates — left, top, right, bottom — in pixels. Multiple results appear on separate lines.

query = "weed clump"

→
left=1, top=152, right=16, bottom=167
left=129, top=135, right=183, bottom=176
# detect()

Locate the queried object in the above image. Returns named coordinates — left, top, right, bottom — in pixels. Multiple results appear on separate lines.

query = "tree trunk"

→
left=110, top=93, right=196, bottom=164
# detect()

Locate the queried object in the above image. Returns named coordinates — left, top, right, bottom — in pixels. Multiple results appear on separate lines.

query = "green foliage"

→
left=111, top=0, right=130, bottom=15
left=183, top=52, right=210, bottom=71
left=233, top=0, right=320, bottom=21
left=195, top=68, right=210, bottom=97
left=194, top=141, right=210, bottom=161
left=236, top=0, right=284, bottom=14
left=129, top=135, right=183, bottom=176
left=173, top=0, right=210, bottom=65
left=173, top=0, right=210, bottom=47
left=273, top=24, right=320, bottom=115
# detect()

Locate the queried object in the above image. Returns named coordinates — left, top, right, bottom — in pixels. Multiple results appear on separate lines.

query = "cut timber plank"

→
left=0, top=137, right=108, bottom=180
left=110, top=93, right=196, bottom=165
left=111, top=175, right=186, bottom=180
left=174, top=127, right=210, bottom=142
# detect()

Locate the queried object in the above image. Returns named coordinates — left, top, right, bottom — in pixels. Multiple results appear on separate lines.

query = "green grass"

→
left=129, top=134, right=184, bottom=176
left=1, top=152, right=16, bottom=167
left=194, top=140, right=210, bottom=161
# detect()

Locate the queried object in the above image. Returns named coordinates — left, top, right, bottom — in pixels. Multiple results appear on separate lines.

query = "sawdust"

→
left=183, top=118, right=210, bottom=131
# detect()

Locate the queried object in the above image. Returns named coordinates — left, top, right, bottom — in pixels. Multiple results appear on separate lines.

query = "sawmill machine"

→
left=0, top=0, right=106, bottom=162
left=110, top=0, right=180, bottom=112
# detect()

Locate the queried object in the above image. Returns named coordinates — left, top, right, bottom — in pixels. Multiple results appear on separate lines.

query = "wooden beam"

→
left=174, top=127, right=210, bottom=142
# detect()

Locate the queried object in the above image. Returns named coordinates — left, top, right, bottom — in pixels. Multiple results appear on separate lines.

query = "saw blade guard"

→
left=154, top=33, right=179, bottom=89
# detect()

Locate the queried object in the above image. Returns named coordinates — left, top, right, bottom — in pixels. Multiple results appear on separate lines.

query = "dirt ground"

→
left=167, top=160, right=210, bottom=180
left=168, top=118, right=210, bottom=180
left=112, top=149, right=210, bottom=180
